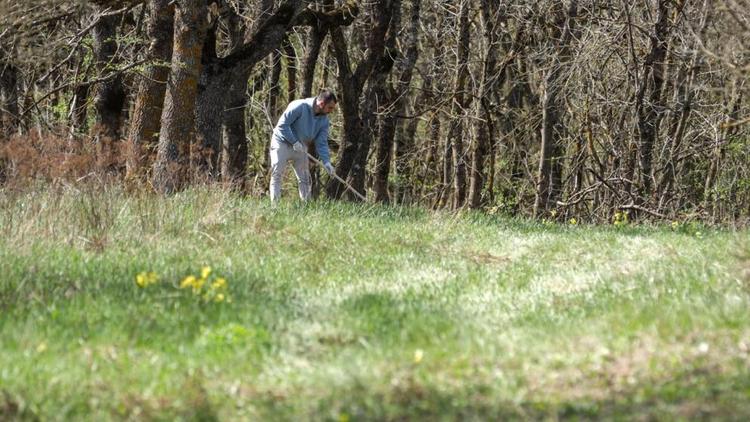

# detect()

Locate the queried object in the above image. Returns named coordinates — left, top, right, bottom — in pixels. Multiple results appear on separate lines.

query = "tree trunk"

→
left=90, top=9, right=126, bottom=141
left=152, top=0, right=207, bottom=194
left=394, top=91, right=423, bottom=203
left=634, top=0, right=676, bottom=200
left=301, top=26, right=326, bottom=98
left=194, top=20, right=223, bottom=177
left=355, top=0, right=402, bottom=200
left=326, top=28, right=363, bottom=199
left=283, top=36, right=297, bottom=103
left=326, top=0, right=393, bottom=200
left=351, top=64, right=389, bottom=196
left=704, top=78, right=743, bottom=217
left=268, top=49, right=283, bottom=125
left=373, top=0, right=420, bottom=203
left=126, top=0, right=175, bottom=178
left=447, top=0, right=471, bottom=209
left=533, top=0, right=578, bottom=218
left=656, top=0, right=704, bottom=208
left=221, top=71, right=249, bottom=186
left=221, top=10, right=252, bottom=187
left=70, top=82, right=90, bottom=135
left=468, top=0, right=503, bottom=209
left=0, top=60, right=19, bottom=138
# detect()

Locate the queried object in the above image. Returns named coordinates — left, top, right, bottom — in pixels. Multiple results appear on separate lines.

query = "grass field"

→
left=1, top=184, right=749, bottom=420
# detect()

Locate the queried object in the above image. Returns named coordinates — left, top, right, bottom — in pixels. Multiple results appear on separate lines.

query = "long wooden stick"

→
left=305, top=152, right=367, bottom=201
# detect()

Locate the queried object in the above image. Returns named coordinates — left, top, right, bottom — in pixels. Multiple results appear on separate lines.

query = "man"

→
left=269, top=89, right=337, bottom=202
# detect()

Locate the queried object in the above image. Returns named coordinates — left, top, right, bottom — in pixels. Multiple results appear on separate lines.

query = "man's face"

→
left=317, top=99, right=337, bottom=115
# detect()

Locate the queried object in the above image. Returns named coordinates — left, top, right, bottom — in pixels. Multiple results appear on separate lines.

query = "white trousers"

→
left=269, top=137, right=311, bottom=202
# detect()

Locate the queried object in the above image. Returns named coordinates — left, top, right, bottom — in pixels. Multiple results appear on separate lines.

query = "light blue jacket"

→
left=272, top=97, right=332, bottom=164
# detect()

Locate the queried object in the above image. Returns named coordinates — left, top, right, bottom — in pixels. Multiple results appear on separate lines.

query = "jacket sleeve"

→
left=276, top=102, right=303, bottom=144
left=314, top=120, right=331, bottom=164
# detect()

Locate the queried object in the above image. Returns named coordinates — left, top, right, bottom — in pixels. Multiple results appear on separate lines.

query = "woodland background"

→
left=1, top=0, right=749, bottom=223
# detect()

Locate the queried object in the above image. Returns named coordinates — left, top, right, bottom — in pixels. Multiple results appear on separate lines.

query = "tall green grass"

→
left=1, top=184, right=749, bottom=420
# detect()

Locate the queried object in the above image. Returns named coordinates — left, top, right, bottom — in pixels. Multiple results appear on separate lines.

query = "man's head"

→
left=315, top=88, right=337, bottom=115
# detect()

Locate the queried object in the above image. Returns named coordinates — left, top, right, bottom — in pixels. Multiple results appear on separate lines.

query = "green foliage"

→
left=0, top=185, right=749, bottom=420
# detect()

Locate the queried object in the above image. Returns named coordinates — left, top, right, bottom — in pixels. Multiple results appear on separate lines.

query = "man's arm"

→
left=314, top=120, right=331, bottom=164
left=276, top=102, right=304, bottom=145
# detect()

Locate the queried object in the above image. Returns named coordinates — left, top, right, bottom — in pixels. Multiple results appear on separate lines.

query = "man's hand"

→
left=324, top=162, right=335, bottom=175
left=292, top=141, right=306, bottom=153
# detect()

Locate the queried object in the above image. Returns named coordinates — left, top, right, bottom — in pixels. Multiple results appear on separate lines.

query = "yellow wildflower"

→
left=180, top=275, right=197, bottom=289
left=136, top=271, right=158, bottom=288
left=569, top=218, right=577, bottom=225
left=414, top=349, right=424, bottom=364
left=215, top=293, right=225, bottom=303
left=201, top=266, right=212, bottom=279
left=211, top=278, right=226, bottom=290
left=194, top=277, right=205, bottom=290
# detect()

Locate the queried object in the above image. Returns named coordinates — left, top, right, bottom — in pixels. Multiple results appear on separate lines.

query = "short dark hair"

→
left=317, top=88, right=337, bottom=105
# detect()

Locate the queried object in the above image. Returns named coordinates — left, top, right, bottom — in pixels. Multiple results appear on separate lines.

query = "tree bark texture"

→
left=373, top=0, right=420, bottom=203
left=326, top=0, right=393, bottom=200
left=0, top=60, right=19, bottom=137
left=301, top=25, right=326, bottom=98
left=448, top=0, right=471, bottom=209
left=468, top=0, right=503, bottom=209
left=126, top=0, right=175, bottom=178
left=283, top=36, right=297, bottom=103
left=90, top=9, right=126, bottom=141
left=221, top=10, right=253, bottom=186
left=634, top=0, right=675, bottom=200
left=152, top=0, right=207, bottom=194
left=533, top=0, right=578, bottom=218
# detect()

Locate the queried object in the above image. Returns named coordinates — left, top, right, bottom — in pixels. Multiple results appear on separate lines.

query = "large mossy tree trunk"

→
left=152, top=0, right=208, bottom=194
left=126, top=0, right=175, bottom=178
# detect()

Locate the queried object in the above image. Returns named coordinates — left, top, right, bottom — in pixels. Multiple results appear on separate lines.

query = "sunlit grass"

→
left=1, top=184, right=749, bottom=420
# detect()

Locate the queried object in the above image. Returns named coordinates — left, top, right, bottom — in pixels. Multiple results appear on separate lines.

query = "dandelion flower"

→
left=136, top=271, right=158, bottom=288
left=201, top=266, right=212, bottom=279
left=414, top=349, right=424, bottom=364
left=211, top=278, right=226, bottom=290
left=180, top=275, right=197, bottom=289
left=194, top=277, right=205, bottom=291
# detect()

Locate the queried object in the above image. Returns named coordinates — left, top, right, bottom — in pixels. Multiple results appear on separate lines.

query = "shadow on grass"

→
left=252, top=367, right=750, bottom=421
left=339, top=291, right=459, bottom=346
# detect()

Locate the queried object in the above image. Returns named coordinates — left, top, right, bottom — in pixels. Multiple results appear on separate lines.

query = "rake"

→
left=304, top=151, right=367, bottom=202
